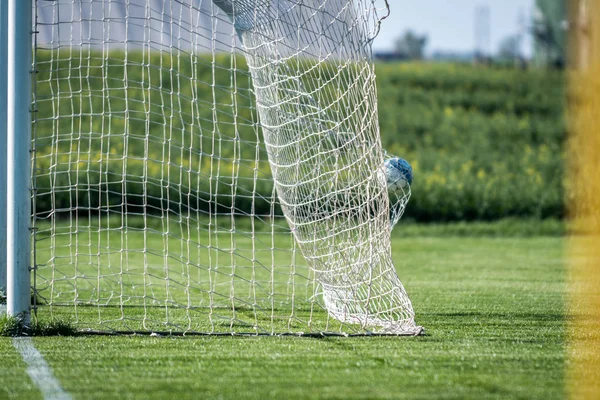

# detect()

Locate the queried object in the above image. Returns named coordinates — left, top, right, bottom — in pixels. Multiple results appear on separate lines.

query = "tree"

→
left=532, top=0, right=567, bottom=67
left=497, top=34, right=522, bottom=61
left=393, top=30, right=428, bottom=60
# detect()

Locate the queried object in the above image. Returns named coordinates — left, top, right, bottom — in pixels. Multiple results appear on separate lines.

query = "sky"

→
left=372, top=0, right=536, bottom=57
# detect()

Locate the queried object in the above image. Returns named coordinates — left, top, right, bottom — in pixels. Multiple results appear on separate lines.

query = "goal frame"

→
left=0, top=0, right=7, bottom=304
left=3, top=0, right=32, bottom=322
left=2, top=0, right=419, bottom=335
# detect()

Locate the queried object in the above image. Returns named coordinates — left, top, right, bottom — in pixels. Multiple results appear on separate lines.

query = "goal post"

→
left=0, top=0, right=8, bottom=300
left=5, top=0, right=33, bottom=322
left=8, top=0, right=420, bottom=335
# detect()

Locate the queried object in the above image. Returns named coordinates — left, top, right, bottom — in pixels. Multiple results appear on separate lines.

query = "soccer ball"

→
left=384, top=157, right=413, bottom=191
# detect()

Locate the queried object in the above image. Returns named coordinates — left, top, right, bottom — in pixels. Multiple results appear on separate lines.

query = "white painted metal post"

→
left=0, top=0, right=7, bottom=299
left=6, top=0, right=32, bottom=321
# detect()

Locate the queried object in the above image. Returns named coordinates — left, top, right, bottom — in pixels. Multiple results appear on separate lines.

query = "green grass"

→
left=397, top=217, right=564, bottom=237
left=0, top=227, right=565, bottom=399
left=0, top=316, right=77, bottom=337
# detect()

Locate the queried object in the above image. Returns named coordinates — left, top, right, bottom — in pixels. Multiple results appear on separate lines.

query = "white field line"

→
left=12, top=337, right=72, bottom=400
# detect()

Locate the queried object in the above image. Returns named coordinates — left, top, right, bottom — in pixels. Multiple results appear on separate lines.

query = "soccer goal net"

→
left=22, top=0, right=420, bottom=335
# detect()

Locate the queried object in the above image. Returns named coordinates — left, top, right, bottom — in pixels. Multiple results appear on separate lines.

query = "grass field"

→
left=0, top=227, right=565, bottom=399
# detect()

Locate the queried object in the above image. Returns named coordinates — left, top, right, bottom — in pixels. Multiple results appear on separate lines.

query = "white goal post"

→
left=0, top=0, right=7, bottom=303
left=3, top=0, right=421, bottom=335
left=3, top=0, right=33, bottom=321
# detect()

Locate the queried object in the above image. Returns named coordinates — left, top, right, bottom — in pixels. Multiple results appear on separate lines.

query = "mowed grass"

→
left=32, top=217, right=348, bottom=333
left=1, top=230, right=564, bottom=399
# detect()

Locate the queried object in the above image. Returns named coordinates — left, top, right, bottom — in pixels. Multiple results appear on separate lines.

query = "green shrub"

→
left=377, top=63, right=565, bottom=221
left=33, top=53, right=565, bottom=222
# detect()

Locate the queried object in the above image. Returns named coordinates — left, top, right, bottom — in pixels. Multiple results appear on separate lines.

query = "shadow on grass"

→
left=0, top=316, right=78, bottom=337
left=425, top=311, right=564, bottom=321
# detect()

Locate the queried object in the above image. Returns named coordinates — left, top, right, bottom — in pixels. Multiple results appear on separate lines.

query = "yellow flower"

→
left=461, top=161, right=473, bottom=173
left=535, top=174, right=543, bottom=185
left=411, top=160, right=419, bottom=172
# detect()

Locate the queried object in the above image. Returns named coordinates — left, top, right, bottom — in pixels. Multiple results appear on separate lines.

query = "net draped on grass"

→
left=32, top=0, right=419, bottom=334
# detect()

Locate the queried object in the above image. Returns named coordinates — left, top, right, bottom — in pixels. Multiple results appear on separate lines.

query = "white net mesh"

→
left=32, top=0, right=420, bottom=335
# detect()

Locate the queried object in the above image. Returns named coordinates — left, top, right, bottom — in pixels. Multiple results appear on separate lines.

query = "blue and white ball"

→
left=384, top=157, right=413, bottom=191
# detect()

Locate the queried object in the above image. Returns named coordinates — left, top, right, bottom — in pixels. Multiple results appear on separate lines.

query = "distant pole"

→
left=475, top=5, right=491, bottom=62
left=516, top=8, right=527, bottom=66
left=6, top=0, right=32, bottom=322
left=0, top=0, right=8, bottom=298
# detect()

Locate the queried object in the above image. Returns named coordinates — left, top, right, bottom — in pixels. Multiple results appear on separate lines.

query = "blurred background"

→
left=371, top=0, right=573, bottom=225
left=32, top=0, right=577, bottom=228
